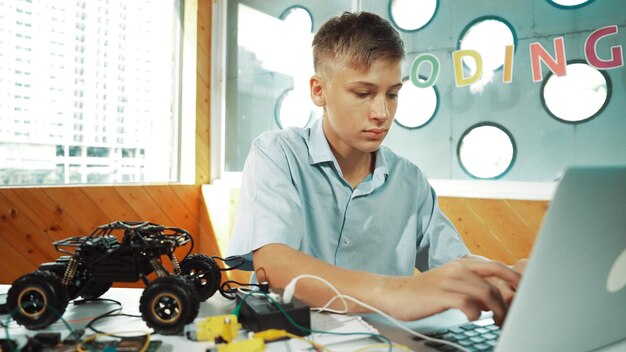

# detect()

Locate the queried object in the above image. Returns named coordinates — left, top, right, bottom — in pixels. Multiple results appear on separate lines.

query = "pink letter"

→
left=585, top=25, right=623, bottom=69
left=529, top=37, right=567, bottom=82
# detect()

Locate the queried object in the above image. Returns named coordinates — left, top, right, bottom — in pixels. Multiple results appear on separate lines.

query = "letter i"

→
left=503, top=45, right=514, bottom=83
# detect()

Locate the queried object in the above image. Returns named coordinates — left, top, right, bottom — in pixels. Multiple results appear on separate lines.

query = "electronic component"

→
left=0, top=339, right=18, bottom=352
left=76, top=335, right=159, bottom=352
left=208, top=338, right=265, bottom=352
left=184, top=314, right=240, bottom=342
left=62, top=328, right=85, bottom=345
left=235, top=291, right=310, bottom=336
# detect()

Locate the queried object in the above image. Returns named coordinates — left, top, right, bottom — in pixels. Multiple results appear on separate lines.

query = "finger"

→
left=438, top=264, right=509, bottom=325
left=496, top=279, right=516, bottom=306
left=513, top=259, right=528, bottom=273
left=445, top=293, right=483, bottom=322
left=450, top=273, right=508, bottom=326
left=458, top=259, right=521, bottom=289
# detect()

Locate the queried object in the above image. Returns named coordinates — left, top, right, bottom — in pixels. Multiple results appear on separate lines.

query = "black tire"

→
left=179, top=254, right=221, bottom=301
left=7, top=270, right=70, bottom=330
left=80, top=280, right=112, bottom=300
left=139, top=276, right=199, bottom=335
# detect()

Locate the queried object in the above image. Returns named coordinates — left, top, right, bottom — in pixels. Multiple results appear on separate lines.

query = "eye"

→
left=354, top=91, right=370, bottom=98
left=387, top=92, right=399, bottom=99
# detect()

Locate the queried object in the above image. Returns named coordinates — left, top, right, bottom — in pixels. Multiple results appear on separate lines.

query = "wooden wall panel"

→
left=0, top=186, right=548, bottom=285
left=0, top=185, right=206, bottom=285
left=439, top=197, right=549, bottom=265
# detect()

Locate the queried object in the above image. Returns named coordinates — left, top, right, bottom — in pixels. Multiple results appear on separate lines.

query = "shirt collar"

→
left=308, top=118, right=336, bottom=165
left=308, top=118, right=390, bottom=182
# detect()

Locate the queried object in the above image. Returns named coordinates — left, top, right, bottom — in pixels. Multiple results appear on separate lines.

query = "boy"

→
left=227, top=11, right=522, bottom=325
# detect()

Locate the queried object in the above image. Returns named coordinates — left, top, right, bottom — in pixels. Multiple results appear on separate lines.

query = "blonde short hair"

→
left=312, top=11, right=405, bottom=75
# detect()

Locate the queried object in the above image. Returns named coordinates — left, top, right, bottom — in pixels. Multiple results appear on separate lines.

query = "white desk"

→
left=0, top=286, right=398, bottom=352
left=3, top=286, right=624, bottom=352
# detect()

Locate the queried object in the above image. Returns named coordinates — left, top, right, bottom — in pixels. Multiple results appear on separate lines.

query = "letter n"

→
left=529, top=37, right=566, bottom=82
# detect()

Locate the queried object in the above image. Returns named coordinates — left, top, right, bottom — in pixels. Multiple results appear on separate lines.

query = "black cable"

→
left=0, top=293, right=7, bottom=316
left=178, top=228, right=194, bottom=260
left=81, top=298, right=149, bottom=338
left=219, top=280, right=266, bottom=300
left=212, top=255, right=245, bottom=271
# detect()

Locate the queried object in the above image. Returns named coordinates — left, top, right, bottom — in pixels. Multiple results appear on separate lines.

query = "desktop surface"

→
left=2, top=285, right=625, bottom=351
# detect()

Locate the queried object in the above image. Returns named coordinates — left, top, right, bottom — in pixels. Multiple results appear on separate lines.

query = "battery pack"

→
left=235, top=291, right=311, bottom=336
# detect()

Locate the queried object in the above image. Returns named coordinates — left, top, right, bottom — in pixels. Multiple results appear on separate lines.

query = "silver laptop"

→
left=367, top=165, right=626, bottom=352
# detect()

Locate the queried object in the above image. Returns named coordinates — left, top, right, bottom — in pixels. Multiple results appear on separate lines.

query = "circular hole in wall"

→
left=541, top=61, right=610, bottom=123
left=458, top=16, right=516, bottom=76
left=394, top=77, right=439, bottom=129
left=458, top=123, right=516, bottom=179
left=275, top=89, right=312, bottom=129
left=388, top=0, right=438, bottom=32
left=279, top=6, right=313, bottom=33
left=546, top=0, right=595, bottom=9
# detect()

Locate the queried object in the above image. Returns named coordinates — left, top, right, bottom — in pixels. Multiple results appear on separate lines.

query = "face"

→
left=310, top=59, right=403, bottom=158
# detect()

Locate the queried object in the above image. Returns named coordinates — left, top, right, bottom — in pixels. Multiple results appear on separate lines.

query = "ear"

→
left=310, top=75, right=325, bottom=107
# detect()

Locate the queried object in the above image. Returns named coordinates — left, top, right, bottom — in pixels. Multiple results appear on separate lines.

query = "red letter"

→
left=585, top=25, right=623, bottom=69
left=529, top=37, right=567, bottom=82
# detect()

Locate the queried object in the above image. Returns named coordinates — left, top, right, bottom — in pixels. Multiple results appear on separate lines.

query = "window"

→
left=394, top=77, right=439, bottom=129
left=457, top=123, right=516, bottom=179
left=541, top=61, right=610, bottom=123
left=388, top=0, right=438, bottom=32
left=274, top=88, right=317, bottom=130
left=279, top=5, right=313, bottom=33
left=458, top=16, right=516, bottom=92
left=546, top=0, right=595, bottom=9
left=219, top=2, right=351, bottom=173
left=0, top=0, right=183, bottom=186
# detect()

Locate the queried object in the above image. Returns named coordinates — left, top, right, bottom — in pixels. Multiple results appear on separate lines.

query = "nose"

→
left=370, top=94, right=390, bottom=121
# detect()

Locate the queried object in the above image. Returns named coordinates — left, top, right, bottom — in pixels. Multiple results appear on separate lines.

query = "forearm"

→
left=253, top=244, right=522, bottom=324
left=253, top=243, right=390, bottom=313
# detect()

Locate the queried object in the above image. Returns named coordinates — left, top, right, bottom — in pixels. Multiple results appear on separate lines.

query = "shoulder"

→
left=378, top=147, right=436, bottom=204
left=379, top=145, right=424, bottom=177
left=250, top=127, right=310, bottom=164
left=253, top=127, right=307, bottom=149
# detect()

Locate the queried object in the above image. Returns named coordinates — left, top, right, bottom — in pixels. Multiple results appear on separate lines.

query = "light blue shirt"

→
left=227, top=118, right=469, bottom=276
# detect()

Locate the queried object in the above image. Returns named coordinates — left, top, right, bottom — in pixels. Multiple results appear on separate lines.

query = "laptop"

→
left=366, top=165, right=626, bottom=352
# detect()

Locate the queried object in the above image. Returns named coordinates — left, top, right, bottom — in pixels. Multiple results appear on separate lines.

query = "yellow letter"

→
left=503, top=45, right=514, bottom=83
left=453, top=50, right=483, bottom=87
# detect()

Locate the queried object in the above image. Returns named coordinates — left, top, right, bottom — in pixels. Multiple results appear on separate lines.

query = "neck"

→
left=330, top=145, right=374, bottom=189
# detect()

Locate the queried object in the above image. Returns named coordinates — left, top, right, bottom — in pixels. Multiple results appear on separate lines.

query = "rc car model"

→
left=6, top=221, right=222, bottom=335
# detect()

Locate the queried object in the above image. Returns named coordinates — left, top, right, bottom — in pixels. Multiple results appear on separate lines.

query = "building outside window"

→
left=0, top=0, right=182, bottom=186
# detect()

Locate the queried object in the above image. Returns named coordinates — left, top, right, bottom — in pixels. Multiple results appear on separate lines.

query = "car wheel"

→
left=139, top=276, right=199, bottom=335
left=179, top=254, right=221, bottom=301
left=7, top=270, right=69, bottom=330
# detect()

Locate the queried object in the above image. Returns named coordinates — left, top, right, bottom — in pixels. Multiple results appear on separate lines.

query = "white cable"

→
left=282, top=274, right=349, bottom=313
left=311, top=295, right=349, bottom=314
left=338, top=295, right=470, bottom=352
left=289, top=274, right=470, bottom=352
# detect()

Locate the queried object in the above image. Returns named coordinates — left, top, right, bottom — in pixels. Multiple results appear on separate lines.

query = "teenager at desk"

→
left=227, top=11, right=525, bottom=327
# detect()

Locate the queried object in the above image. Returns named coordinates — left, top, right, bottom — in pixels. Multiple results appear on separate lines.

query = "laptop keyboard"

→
left=413, top=321, right=501, bottom=352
